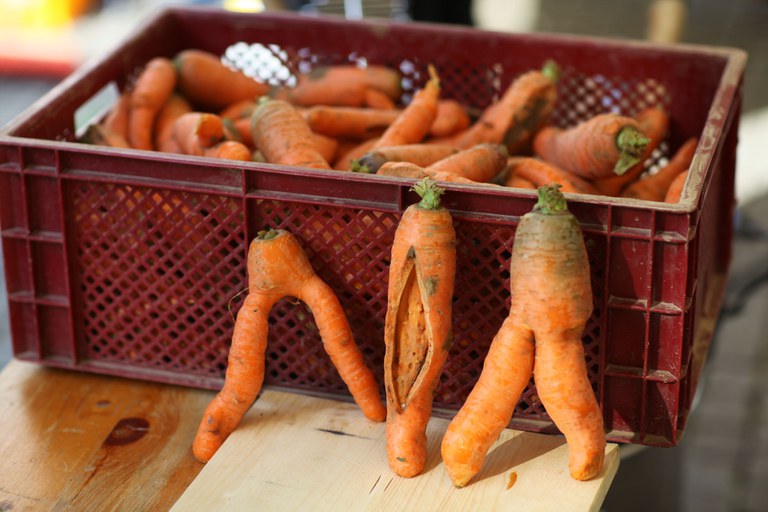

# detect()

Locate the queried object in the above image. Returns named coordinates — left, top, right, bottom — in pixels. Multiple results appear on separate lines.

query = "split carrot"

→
left=302, top=106, right=400, bottom=140
left=385, top=178, right=456, bottom=478
left=429, top=99, right=471, bottom=138
left=452, top=60, right=559, bottom=152
left=287, top=65, right=402, bottom=107
left=155, top=93, right=193, bottom=153
left=175, top=49, right=269, bottom=110
left=594, top=106, right=669, bottom=196
left=533, top=113, right=650, bottom=179
left=374, top=66, right=441, bottom=149
left=664, top=169, right=688, bottom=203
left=171, top=112, right=225, bottom=156
left=127, top=57, right=177, bottom=151
left=353, top=144, right=458, bottom=174
left=203, top=140, right=252, bottom=161
left=505, top=157, right=600, bottom=195
left=621, top=137, right=697, bottom=201
left=193, top=229, right=386, bottom=463
left=250, top=99, right=331, bottom=170
left=442, top=185, right=605, bottom=486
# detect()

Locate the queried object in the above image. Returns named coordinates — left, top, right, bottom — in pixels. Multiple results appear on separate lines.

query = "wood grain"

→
left=0, top=360, right=212, bottom=511
left=173, top=389, right=619, bottom=512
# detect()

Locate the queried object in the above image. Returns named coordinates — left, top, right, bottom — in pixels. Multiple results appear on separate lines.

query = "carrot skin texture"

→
left=427, top=143, right=508, bottom=183
left=533, top=114, right=649, bottom=179
left=384, top=181, right=456, bottom=477
left=251, top=100, right=332, bottom=170
left=175, top=49, right=269, bottom=110
left=506, top=157, right=600, bottom=195
left=193, top=230, right=385, bottom=463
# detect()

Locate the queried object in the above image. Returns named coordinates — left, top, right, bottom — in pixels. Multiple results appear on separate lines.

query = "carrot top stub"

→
left=411, top=178, right=445, bottom=210
left=533, top=184, right=568, bottom=215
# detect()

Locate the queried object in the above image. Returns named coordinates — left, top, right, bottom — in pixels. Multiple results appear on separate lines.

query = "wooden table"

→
left=0, top=360, right=619, bottom=511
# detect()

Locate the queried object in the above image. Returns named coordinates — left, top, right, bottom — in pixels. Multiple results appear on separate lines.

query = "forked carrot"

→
left=127, top=57, right=177, bottom=150
left=429, top=99, right=471, bottom=138
left=533, top=113, right=650, bottom=179
left=385, top=178, right=456, bottom=477
left=505, top=157, right=600, bottom=195
left=442, top=185, right=605, bottom=486
left=594, top=106, right=669, bottom=196
left=452, top=60, right=559, bottom=152
left=193, top=229, right=386, bottom=463
left=303, top=106, right=400, bottom=140
left=664, top=169, right=688, bottom=203
left=353, top=144, right=458, bottom=174
left=175, top=49, right=269, bottom=110
left=374, top=66, right=441, bottom=149
left=621, top=137, right=697, bottom=201
left=250, top=99, right=331, bottom=170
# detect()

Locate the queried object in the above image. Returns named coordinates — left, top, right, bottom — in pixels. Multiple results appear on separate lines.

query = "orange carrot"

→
left=452, top=60, right=559, bottom=152
left=311, top=132, right=340, bottom=164
left=505, top=157, right=600, bottom=195
left=175, top=49, right=269, bottom=110
left=426, top=143, right=508, bottom=183
left=127, top=57, right=177, bottom=151
left=193, top=229, right=386, bottom=463
left=155, top=93, right=193, bottom=152
left=621, top=137, right=697, bottom=201
left=203, top=140, right=252, bottom=161
left=504, top=172, right=536, bottom=189
left=250, top=99, right=331, bottom=170
left=385, top=178, right=456, bottom=477
left=287, top=65, right=402, bottom=107
left=533, top=113, right=650, bottom=179
left=303, top=106, right=400, bottom=140
left=353, top=144, right=458, bottom=174
left=365, top=87, right=398, bottom=110
left=374, top=66, right=441, bottom=149
left=219, top=98, right=257, bottom=120
left=102, top=90, right=132, bottom=141
left=429, top=99, right=471, bottom=139
left=664, top=169, right=688, bottom=203
left=594, top=106, right=670, bottom=196
left=442, top=185, right=605, bottom=486
left=172, top=112, right=225, bottom=156
left=231, top=117, right=254, bottom=147
left=376, top=161, right=428, bottom=179
left=333, top=137, right=379, bottom=171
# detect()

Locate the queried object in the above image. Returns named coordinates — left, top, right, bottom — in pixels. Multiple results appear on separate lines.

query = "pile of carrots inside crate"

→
left=83, top=49, right=695, bottom=204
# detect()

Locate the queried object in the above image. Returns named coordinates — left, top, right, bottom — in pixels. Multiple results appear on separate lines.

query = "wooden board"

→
left=0, top=360, right=213, bottom=511
left=173, top=390, right=619, bottom=512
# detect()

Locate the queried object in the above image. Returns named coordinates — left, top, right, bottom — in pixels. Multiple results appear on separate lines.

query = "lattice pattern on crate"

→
left=70, top=182, right=245, bottom=376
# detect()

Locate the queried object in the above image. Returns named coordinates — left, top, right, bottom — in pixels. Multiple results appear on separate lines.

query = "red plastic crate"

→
left=0, top=7, right=745, bottom=446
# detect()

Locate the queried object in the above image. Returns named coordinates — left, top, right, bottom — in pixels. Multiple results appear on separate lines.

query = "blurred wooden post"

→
left=647, top=0, right=687, bottom=43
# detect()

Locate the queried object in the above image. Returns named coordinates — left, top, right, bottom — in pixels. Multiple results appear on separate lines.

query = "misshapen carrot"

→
left=594, top=106, right=670, bottom=196
left=442, top=185, right=605, bottom=486
left=353, top=144, right=458, bottom=174
left=128, top=57, right=177, bottom=151
left=175, top=49, right=269, bottom=110
left=374, top=66, right=441, bottom=149
left=621, top=137, right=697, bottom=201
left=452, top=60, right=559, bottom=152
left=533, top=113, right=650, bottom=179
left=303, top=106, right=400, bottom=140
left=250, top=99, right=331, bottom=170
left=385, top=179, right=456, bottom=477
left=193, top=229, right=386, bottom=463
left=505, top=157, right=600, bottom=195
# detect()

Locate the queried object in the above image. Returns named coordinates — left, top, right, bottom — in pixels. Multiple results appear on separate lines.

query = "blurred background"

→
left=1, top=1, right=767, bottom=510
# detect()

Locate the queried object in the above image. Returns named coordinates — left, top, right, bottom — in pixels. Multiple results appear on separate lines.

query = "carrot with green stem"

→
left=250, top=99, right=331, bottom=170
left=504, top=157, right=600, bottom=195
left=621, top=137, right=697, bottom=201
left=452, top=60, right=559, bottom=152
left=127, top=57, right=177, bottom=151
left=442, top=184, right=605, bottom=487
left=193, top=229, right=386, bottom=463
left=352, top=144, right=458, bottom=174
left=384, top=178, right=456, bottom=478
left=374, top=65, right=441, bottom=149
left=533, top=113, right=650, bottom=179
left=594, top=106, right=670, bottom=196
left=175, top=49, right=269, bottom=111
